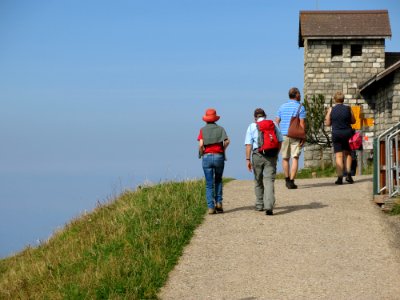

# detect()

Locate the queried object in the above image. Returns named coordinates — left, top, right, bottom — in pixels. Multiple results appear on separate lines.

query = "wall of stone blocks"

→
left=304, top=39, right=385, bottom=101
left=303, top=38, right=386, bottom=168
left=371, top=72, right=400, bottom=136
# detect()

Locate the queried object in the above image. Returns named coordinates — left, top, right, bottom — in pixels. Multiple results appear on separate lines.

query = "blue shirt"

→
left=276, top=100, right=306, bottom=135
left=244, top=117, right=283, bottom=150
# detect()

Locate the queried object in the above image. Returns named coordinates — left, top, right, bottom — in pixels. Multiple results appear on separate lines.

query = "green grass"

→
left=276, top=163, right=374, bottom=180
left=390, top=204, right=400, bottom=215
left=390, top=197, right=400, bottom=215
left=296, top=165, right=337, bottom=179
left=276, top=165, right=336, bottom=179
left=0, top=178, right=233, bottom=299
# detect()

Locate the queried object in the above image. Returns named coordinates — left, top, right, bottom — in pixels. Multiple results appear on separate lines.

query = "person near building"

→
left=198, top=108, right=230, bottom=214
left=245, top=108, right=283, bottom=215
left=275, top=87, right=306, bottom=189
left=325, top=91, right=356, bottom=184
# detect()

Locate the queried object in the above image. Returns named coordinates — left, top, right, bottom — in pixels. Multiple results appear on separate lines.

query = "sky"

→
left=1, top=0, right=399, bottom=257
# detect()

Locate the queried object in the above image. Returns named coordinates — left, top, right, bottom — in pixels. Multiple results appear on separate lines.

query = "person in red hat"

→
left=198, top=108, right=230, bottom=214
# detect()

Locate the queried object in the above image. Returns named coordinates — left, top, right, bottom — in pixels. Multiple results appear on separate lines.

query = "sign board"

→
left=351, top=106, right=361, bottom=130
left=362, top=136, right=374, bottom=150
left=350, top=105, right=374, bottom=129
left=363, top=118, right=374, bottom=127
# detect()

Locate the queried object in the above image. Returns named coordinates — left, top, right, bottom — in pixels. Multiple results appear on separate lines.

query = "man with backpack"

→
left=245, top=108, right=283, bottom=215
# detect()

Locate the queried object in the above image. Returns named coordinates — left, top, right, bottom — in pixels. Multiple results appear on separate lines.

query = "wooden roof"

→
left=299, top=10, right=392, bottom=47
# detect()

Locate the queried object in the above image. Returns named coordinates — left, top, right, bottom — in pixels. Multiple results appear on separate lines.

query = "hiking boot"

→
left=291, top=180, right=298, bottom=189
left=208, top=208, right=216, bottom=215
left=266, top=209, right=273, bottom=216
left=287, top=179, right=297, bottom=189
left=216, top=203, right=224, bottom=213
left=345, top=175, right=354, bottom=184
left=285, top=177, right=291, bottom=188
left=335, top=177, right=343, bottom=185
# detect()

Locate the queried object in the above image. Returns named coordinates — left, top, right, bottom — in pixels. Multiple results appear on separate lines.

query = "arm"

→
left=274, top=124, right=283, bottom=151
left=223, top=138, right=230, bottom=161
left=245, top=144, right=252, bottom=172
left=275, top=116, right=281, bottom=125
left=300, top=118, right=305, bottom=129
left=299, top=118, right=306, bottom=146
left=325, top=107, right=332, bottom=126
left=198, top=139, right=204, bottom=158
left=223, top=138, right=230, bottom=149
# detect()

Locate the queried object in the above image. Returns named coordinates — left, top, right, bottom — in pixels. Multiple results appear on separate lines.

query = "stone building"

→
left=359, top=59, right=400, bottom=135
left=298, top=10, right=397, bottom=168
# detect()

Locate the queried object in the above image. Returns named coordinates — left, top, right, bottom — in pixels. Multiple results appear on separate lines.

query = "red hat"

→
left=202, top=108, right=220, bottom=122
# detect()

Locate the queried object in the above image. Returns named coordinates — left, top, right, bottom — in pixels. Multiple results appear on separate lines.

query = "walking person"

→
left=245, top=108, right=283, bottom=215
left=275, top=87, right=306, bottom=189
left=325, top=91, right=356, bottom=184
left=198, top=108, right=230, bottom=214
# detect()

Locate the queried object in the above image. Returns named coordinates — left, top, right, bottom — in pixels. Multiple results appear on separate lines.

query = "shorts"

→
left=281, top=136, right=303, bottom=159
left=332, top=134, right=351, bottom=153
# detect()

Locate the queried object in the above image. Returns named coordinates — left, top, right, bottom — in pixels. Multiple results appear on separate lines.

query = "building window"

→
left=331, top=44, right=343, bottom=58
left=351, top=44, right=362, bottom=57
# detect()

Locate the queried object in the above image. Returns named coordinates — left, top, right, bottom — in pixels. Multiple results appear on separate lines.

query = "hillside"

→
left=0, top=180, right=208, bottom=299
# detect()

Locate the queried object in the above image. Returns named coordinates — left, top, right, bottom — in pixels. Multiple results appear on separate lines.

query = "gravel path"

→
left=159, top=175, right=400, bottom=299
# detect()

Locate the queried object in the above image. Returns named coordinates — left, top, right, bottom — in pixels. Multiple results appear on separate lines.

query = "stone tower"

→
left=298, top=10, right=392, bottom=168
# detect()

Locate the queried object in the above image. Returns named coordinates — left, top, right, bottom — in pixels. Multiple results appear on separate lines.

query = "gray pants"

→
left=252, top=153, right=277, bottom=211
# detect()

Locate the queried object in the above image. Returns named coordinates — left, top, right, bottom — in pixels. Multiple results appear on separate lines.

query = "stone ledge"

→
left=374, top=194, right=389, bottom=204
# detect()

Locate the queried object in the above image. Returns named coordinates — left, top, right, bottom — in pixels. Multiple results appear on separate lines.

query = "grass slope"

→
left=0, top=179, right=225, bottom=299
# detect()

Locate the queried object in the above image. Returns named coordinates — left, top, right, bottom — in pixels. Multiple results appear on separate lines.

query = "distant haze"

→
left=1, top=0, right=399, bottom=257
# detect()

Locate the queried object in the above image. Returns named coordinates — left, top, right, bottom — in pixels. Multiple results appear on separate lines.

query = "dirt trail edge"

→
left=159, top=176, right=400, bottom=299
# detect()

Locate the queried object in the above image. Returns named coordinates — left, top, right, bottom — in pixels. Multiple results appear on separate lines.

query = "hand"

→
left=247, top=161, right=252, bottom=172
left=299, top=139, right=305, bottom=147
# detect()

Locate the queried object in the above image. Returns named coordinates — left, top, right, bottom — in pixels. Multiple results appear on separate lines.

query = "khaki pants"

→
left=252, top=153, right=277, bottom=211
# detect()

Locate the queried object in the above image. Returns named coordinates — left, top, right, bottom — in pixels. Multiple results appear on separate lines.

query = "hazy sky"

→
left=1, top=0, right=399, bottom=257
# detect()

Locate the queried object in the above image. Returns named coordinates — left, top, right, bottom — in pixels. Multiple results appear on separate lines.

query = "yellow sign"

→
left=363, top=118, right=374, bottom=127
left=351, top=106, right=361, bottom=130
left=349, top=105, right=374, bottom=129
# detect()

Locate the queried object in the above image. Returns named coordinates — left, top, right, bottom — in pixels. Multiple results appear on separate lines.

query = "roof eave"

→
left=359, top=60, right=400, bottom=93
left=299, top=35, right=391, bottom=48
left=303, top=35, right=391, bottom=40
left=299, top=9, right=389, bottom=14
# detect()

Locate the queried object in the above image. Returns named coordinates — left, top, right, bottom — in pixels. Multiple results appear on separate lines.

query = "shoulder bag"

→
left=287, top=104, right=306, bottom=139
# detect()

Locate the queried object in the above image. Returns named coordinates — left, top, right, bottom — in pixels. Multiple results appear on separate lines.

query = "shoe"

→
left=287, top=179, right=298, bottom=189
left=291, top=180, right=298, bottom=189
left=335, top=177, right=343, bottom=185
left=285, top=177, right=291, bottom=188
left=216, top=203, right=224, bottom=213
left=345, top=175, right=354, bottom=184
left=266, top=209, right=273, bottom=216
left=208, top=208, right=216, bottom=214
left=255, top=207, right=264, bottom=211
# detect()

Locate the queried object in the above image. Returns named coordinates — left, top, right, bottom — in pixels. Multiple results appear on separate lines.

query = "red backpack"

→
left=349, top=131, right=362, bottom=150
left=256, top=120, right=280, bottom=156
